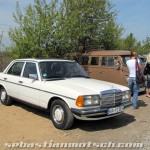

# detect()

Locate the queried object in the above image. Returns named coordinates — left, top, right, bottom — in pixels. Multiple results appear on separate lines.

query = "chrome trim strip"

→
left=0, top=79, right=75, bottom=100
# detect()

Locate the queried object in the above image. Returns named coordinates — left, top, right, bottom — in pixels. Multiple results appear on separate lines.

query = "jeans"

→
left=128, top=77, right=140, bottom=108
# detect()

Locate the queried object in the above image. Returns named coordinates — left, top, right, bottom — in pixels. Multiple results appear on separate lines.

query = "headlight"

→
left=122, top=90, right=131, bottom=102
left=76, top=95, right=100, bottom=107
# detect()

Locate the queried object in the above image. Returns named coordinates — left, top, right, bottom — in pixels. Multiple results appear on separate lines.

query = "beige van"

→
left=79, top=50, right=145, bottom=92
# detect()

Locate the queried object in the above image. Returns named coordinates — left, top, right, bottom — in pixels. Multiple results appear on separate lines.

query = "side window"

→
left=7, top=62, right=24, bottom=76
left=81, top=57, right=89, bottom=65
left=91, top=57, right=99, bottom=65
left=23, top=62, right=38, bottom=79
left=107, top=57, right=115, bottom=66
left=101, top=57, right=116, bottom=67
left=101, top=57, right=107, bottom=66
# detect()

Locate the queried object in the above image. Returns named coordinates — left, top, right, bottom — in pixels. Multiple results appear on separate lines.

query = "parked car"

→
left=0, top=59, right=132, bottom=129
left=78, top=50, right=145, bottom=92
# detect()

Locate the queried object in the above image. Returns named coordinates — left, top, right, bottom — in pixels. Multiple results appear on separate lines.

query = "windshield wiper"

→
left=70, top=75, right=90, bottom=78
left=44, top=77, right=65, bottom=81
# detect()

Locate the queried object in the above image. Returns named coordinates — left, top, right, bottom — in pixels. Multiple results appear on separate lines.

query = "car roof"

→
left=14, top=58, right=74, bottom=63
left=84, top=50, right=131, bottom=56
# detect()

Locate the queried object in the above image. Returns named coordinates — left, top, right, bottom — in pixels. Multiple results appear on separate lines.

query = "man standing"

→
left=126, top=51, right=142, bottom=109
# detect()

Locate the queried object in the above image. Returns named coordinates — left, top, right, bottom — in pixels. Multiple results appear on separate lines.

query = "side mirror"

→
left=29, top=74, right=38, bottom=80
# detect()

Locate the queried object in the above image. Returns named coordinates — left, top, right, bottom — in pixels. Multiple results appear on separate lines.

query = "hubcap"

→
left=53, top=105, right=64, bottom=124
left=1, top=90, right=6, bottom=102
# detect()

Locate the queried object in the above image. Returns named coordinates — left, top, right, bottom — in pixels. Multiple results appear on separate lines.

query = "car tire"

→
left=0, top=87, right=12, bottom=106
left=50, top=99, right=74, bottom=130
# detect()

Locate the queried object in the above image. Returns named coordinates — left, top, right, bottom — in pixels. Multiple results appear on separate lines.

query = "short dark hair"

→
left=131, top=51, right=137, bottom=57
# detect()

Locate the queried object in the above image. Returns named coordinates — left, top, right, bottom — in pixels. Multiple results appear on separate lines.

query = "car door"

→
left=3, top=61, right=25, bottom=99
left=18, top=62, right=41, bottom=106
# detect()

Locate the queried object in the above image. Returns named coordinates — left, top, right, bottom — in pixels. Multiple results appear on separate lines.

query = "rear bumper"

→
left=71, top=100, right=132, bottom=121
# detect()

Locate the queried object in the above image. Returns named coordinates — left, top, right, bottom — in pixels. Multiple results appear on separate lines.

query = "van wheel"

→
left=50, top=100, right=74, bottom=130
left=0, top=87, right=12, bottom=106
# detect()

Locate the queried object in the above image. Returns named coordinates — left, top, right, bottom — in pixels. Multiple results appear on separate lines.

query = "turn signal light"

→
left=76, top=96, right=84, bottom=107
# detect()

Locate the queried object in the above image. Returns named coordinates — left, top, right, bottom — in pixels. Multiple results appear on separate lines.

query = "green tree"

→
left=142, top=37, right=150, bottom=54
left=9, top=0, right=59, bottom=58
left=61, top=0, right=124, bottom=51
left=117, top=33, right=143, bottom=54
left=123, top=33, right=137, bottom=50
left=116, top=33, right=149, bottom=55
left=100, top=18, right=124, bottom=50
left=8, top=0, right=123, bottom=58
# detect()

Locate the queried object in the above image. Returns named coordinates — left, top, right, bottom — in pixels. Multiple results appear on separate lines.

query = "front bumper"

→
left=71, top=100, right=132, bottom=121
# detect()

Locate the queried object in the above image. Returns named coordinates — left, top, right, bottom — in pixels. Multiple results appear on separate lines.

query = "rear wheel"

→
left=0, top=87, right=12, bottom=106
left=50, top=100, right=74, bottom=130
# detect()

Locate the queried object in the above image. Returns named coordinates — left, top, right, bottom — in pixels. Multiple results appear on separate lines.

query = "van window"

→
left=101, top=57, right=107, bottom=66
left=91, top=57, right=99, bottom=65
left=81, top=57, right=89, bottom=65
left=107, top=57, right=115, bottom=66
left=101, top=57, right=116, bottom=66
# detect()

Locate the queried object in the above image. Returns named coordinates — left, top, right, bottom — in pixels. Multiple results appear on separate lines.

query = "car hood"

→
left=42, top=78, right=129, bottom=99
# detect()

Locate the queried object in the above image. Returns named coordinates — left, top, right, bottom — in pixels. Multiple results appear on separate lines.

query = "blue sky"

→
left=0, top=0, right=34, bottom=46
left=0, top=0, right=150, bottom=46
left=110, top=0, right=150, bottom=41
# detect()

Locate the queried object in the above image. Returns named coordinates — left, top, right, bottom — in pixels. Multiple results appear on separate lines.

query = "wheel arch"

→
left=0, top=84, right=6, bottom=91
left=0, top=83, right=12, bottom=106
left=47, top=96, right=69, bottom=110
left=0, top=84, right=2, bottom=89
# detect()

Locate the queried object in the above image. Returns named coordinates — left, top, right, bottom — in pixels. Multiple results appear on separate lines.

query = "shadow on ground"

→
left=72, top=113, right=135, bottom=131
left=138, top=99, right=148, bottom=108
left=12, top=101, right=50, bottom=119
left=10, top=101, right=136, bottom=132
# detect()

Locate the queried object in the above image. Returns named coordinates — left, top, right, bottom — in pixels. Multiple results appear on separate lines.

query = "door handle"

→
left=19, top=81, right=23, bottom=84
left=3, top=78, right=7, bottom=80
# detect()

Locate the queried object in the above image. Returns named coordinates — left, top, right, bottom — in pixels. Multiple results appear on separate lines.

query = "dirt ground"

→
left=0, top=93, right=150, bottom=150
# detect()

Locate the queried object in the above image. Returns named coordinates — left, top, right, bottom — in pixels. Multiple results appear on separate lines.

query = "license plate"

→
left=107, top=106, right=124, bottom=115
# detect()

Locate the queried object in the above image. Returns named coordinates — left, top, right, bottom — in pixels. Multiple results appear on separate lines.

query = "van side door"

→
left=98, top=56, right=125, bottom=85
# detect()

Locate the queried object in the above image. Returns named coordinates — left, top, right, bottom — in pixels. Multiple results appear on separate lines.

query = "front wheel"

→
left=50, top=100, right=74, bottom=130
left=0, top=87, right=12, bottom=106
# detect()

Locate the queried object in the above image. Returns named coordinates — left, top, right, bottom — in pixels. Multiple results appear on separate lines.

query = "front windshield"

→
left=39, top=61, right=89, bottom=80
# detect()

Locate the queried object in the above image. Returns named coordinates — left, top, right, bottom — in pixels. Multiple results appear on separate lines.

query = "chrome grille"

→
left=100, top=89, right=122, bottom=108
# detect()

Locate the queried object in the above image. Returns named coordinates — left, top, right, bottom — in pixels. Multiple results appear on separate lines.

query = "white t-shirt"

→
left=126, top=59, right=140, bottom=77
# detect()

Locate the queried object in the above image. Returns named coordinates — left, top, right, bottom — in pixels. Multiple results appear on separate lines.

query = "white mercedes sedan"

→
left=0, top=59, right=132, bottom=129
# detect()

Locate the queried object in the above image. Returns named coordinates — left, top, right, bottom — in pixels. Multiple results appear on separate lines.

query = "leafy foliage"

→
left=7, top=0, right=150, bottom=58
left=116, top=33, right=150, bottom=55
left=8, top=0, right=123, bottom=58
